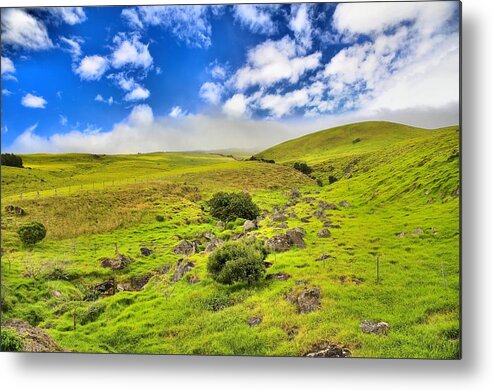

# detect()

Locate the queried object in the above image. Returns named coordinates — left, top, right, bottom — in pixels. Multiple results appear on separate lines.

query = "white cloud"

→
left=59, top=115, right=68, bottom=126
left=210, top=64, right=227, bottom=80
left=332, top=2, right=457, bottom=36
left=232, top=4, right=280, bottom=35
left=21, top=93, right=47, bottom=108
left=289, top=4, right=313, bottom=50
left=46, top=7, right=87, bottom=25
left=60, top=36, right=83, bottom=60
left=95, top=94, right=113, bottom=105
left=124, top=6, right=213, bottom=48
left=111, top=33, right=153, bottom=70
left=124, top=85, right=150, bottom=101
left=1, top=9, right=53, bottom=50
left=169, top=106, right=186, bottom=118
left=223, top=93, right=249, bottom=118
left=2, top=89, right=12, bottom=96
left=199, top=82, right=223, bottom=105
left=121, top=8, right=144, bottom=29
left=1, top=56, right=16, bottom=75
left=75, top=55, right=108, bottom=81
left=232, top=36, right=322, bottom=91
left=109, top=73, right=135, bottom=91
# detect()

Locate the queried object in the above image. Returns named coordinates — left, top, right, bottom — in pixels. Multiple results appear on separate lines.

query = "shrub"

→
left=328, top=175, right=338, bottom=184
left=207, top=240, right=267, bottom=285
left=1, top=153, right=23, bottom=168
left=352, top=138, right=362, bottom=144
left=1, top=329, right=23, bottom=352
left=208, top=192, right=260, bottom=222
left=316, top=178, right=323, bottom=187
left=293, top=162, right=313, bottom=175
left=155, top=215, right=165, bottom=222
left=17, top=222, right=47, bottom=246
left=203, top=291, right=231, bottom=311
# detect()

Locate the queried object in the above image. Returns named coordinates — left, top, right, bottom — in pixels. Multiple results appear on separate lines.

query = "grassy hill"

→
left=1, top=121, right=460, bottom=358
left=256, top=121, right=455, bottom=164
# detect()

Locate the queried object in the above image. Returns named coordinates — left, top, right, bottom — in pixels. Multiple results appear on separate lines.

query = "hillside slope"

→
left=256, top=121, right=456, bottom=164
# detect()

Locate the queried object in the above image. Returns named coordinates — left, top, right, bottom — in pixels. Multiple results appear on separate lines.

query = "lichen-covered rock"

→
left=305, top=344, right=351, bottom=358
left=100, top=254, right=133, bottom=270
left=205, top=238, right=224, bottom=253
left=359, top=320, right=389, bottom=335
left=317, top=229, right=331, bottom=238
left=172, top=258, right=195, bottom=282
left=338, top=200, right=351, bottom=208
left=286, top=228, right=306, bottom=248
left=173, top=240, right=196, bottom=256
left=243, top=220, right=257, bottom=232
left=288, top=287, right=322, bottom=313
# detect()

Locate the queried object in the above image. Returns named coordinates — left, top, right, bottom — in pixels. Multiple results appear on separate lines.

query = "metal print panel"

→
left=0, top=1, right=461, bottom=358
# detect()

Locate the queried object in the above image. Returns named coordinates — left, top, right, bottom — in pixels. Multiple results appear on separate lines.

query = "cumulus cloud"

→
left=45, top=7, right=87, bottom=25
left=289, top=4, right=313, bottom=50
left=21, top=93, right=47, bottom=108
left=95, top=94, right=113, bottom=105
left=1, top=56, right=16, bottom=75
left=232, top=36, right=321, bottom=90
left=200, top=82, right=223, bottom=105
left=124, top=85, right=150, bottom=101
left=332, top=2, right=457, bottom=37
left=223, top=93, right=249, bottom=118
left=111, top=33, right=153, bottom=70
left=2, top=89, right=13, bottom=96
left=232, top=4, right=280, bottom=35
left=60, top=36, right=83, bottom=60
left=169, top=106, right=186, bottom=118
left=75, top=55, right=108, bottom=81
left=1, top=9, right=53, bottom=50
left=121, top=6, right=214, bottom=48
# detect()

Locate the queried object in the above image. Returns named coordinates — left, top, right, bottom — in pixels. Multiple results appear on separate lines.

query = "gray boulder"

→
left=359, top=320, right=389, bottom=335
left=243, top=220, right=257, bottom=232
left=173, top=240, right=196, bottom=256
left=317, top=229, right=331, bottom=238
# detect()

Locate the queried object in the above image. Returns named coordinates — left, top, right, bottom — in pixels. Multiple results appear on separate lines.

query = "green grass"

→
left=1, top=121, right=460, bottom=358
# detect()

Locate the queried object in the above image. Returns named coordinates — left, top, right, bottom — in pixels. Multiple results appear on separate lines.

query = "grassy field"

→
left=0, top=121, right=460, bottom=358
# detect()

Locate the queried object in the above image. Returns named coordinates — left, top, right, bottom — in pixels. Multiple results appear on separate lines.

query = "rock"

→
left=117, top=282, right=132, bottom=292
left=412, top=228, right=424, bottom=235
left=305, top=344, right=351, bottom=358
left=340, top=276, right=363, bottom=285
left=100, top=254, right=133, bottom=270
left=288, top=287, right=321, bottom=313
left=339, top=200, right=351, bottom=207
left=173, top=240, right=196, bottom=256
left=131, top=274, right=152, bottom=291
left=277, top=222, right=288, bottom=229
left=286, top=228, right=306, bottom=248
left=314, top=210, right=325, bottom=219
left=172, top=258, right=195, bottom=282
left=272, top=213, right=287, bottom=222
left=187, top=275, right=200, bottom=284
left=205, top=238, right=224, bottom=253
left=3, top=319, right=63, bottom=352
left=201, top=231, right=216, bottom=241
left=140, top=247, right=153, bottom=256
left=216, top=221, right=226, bottom=229
left=51, top=290, right=62, bottom=299
left=290, top=188, right=301, bottom=199
left=300, top=217, right=311, bottom=223
left=264, top=261, right=273, bottom=268
left=317, top=229, right=331, bottom=238
left=243, top=220, right=257, bottom=232
left=266, top=272, right=291, bottom=281
left=315, top=254, right=334, bottom=261
left=265, top=229, right=305, bottom=252
left=359, top=320, right=389, bottom=335
left=396, top=232, right=406, bottom=238
left=265, top=234, right=292, bottom=252
left=4, top=205, right=26, bottom=216
left=247, top=316, right=262, bottom=326
left=94, top=279, right=115, bottom=295
left=319, top=201, right=338, bottom=210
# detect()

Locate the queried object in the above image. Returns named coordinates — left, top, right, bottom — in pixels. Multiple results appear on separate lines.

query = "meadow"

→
left=0, top=121, right=460, bottom=358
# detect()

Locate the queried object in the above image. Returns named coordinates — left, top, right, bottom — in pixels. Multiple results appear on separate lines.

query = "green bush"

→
left=1, top=153, right=23, bottom=168
left=17, top=222, right=47, bottom=246
left=293, top=162, right=313, bottom=175
left=1, top=329, right=23, bottom=352
left=208, top=192, right=260, bottom=222
left=207, top=240, right=267, bottom=285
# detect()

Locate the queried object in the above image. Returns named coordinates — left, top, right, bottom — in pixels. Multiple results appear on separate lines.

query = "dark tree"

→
left=1, top=153, right=23, bottom=168
left=293, top=162, right=313, bottom=175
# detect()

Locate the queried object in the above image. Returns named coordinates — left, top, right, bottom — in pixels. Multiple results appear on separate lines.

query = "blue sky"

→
left=1, top=2, right=460, bottom=153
